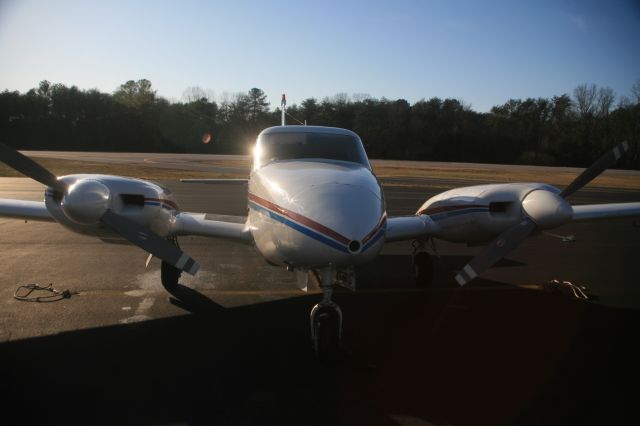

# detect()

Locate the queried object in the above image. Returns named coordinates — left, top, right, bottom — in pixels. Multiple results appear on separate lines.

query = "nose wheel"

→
left=310, top=267, right=343, bottom=362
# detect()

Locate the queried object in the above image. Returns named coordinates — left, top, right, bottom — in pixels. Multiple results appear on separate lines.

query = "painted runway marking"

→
left=120, top=296, right=156, bottom=324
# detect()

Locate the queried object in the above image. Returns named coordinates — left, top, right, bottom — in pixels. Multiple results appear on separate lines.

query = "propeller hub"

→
left=62, top=179, right=111, bottom=224
left=522, top=190, right=573, bottom=229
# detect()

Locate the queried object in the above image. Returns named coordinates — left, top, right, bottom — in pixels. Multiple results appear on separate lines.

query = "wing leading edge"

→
left=171, top=212, right=253, bottom=242
left=384, top=215, right=439, bottom=242
left=0, top=199, right=53, bottom=222
left=571, top=203, right=640, bottom=222
left=383, top=201, right=640, bottom=243
left=0, top=198, right=252, bottom=242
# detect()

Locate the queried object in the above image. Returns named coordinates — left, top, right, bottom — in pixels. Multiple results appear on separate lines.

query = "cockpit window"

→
left=255, top=132, right=369, bottom=169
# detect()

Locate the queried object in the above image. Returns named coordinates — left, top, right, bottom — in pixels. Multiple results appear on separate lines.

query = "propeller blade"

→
left=101, top=210, right=200, bottom=275
left=0, top=142, right=66, bottom=192
left=455, top=219, right=537, bottom=286
left=560, top=141, right=629, bottom=198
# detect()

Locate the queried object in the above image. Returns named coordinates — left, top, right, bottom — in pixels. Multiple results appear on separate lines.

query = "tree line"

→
left=1, top=79, right=639, bottom=169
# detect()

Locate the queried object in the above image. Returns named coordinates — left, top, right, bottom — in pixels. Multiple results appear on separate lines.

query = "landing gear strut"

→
left=161, top=261, right=181, bottom=292
left=310, top=267, right=343, bottom=362
left=160, top=237, right=182, bottom=292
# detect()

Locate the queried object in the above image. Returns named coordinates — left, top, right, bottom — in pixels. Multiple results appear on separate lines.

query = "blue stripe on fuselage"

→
left=249, top=200, right=349, bottom=253
left=362, top=227, right=385, bottom=252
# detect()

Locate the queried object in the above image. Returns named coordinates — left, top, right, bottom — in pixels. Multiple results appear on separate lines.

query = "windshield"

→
left=255, top=132, right=369, bottom=169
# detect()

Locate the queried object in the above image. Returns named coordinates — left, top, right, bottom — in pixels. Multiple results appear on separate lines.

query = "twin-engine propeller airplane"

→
left=1, top=123, right=640, bottom=359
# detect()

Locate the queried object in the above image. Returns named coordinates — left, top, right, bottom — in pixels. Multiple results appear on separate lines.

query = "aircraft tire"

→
left=313, top=308, right=341, bottom=364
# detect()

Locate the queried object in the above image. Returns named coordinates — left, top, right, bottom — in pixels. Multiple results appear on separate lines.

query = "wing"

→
left=571, top=202, right=640, bottom=221
left=172, top=212, right=253, bottom=242
left=384, top=215, right=439, bottom=242
left=0, top=198, right=252, bottom=242
left=0, top=199, right=54, bottom=222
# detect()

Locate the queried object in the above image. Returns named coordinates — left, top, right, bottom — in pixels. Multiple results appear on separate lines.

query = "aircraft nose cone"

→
left=297, top=182, right=384, bottom=244
left=288, top=183, right=384, bottom=256
left=249, top=163, right=386, bottom=267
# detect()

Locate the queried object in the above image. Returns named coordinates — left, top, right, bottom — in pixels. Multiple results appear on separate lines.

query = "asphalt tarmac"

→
left=1, top=170, right=640, bottom=426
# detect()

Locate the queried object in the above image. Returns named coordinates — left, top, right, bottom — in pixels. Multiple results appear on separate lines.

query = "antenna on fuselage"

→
left=281, top=93, right=286, bottom=126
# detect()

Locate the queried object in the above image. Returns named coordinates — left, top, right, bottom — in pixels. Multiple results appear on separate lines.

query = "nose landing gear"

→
left=310, top=267, right=343, bottom=362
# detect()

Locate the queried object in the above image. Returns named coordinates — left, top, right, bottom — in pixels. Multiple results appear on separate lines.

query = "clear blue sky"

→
left=0, top=0, right=638, bottom=112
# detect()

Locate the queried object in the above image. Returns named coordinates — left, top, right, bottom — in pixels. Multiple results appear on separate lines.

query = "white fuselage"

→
left=246, top=126, right=386, bottom=269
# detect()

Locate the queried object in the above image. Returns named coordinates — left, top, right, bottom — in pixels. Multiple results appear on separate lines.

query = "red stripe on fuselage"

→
left=248, top=193, right=351, bottom=245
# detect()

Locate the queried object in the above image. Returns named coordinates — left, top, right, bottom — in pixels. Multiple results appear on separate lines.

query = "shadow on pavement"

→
left=1, top=255, right=639, bottom=426
left=355, top=253, right=525, bottom=289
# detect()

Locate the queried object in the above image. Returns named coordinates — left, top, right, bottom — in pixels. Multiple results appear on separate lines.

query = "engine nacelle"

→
left=44, top=174, right=180, bottom=239
left=417, top=183, right=566, bottom=243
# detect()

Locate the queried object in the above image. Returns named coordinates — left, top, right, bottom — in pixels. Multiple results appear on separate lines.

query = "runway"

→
left=21, top=151, right=251, bottom=174
left=22, top=150, right=640, bottom=182
left=1, top=167, right=640, bottom=425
